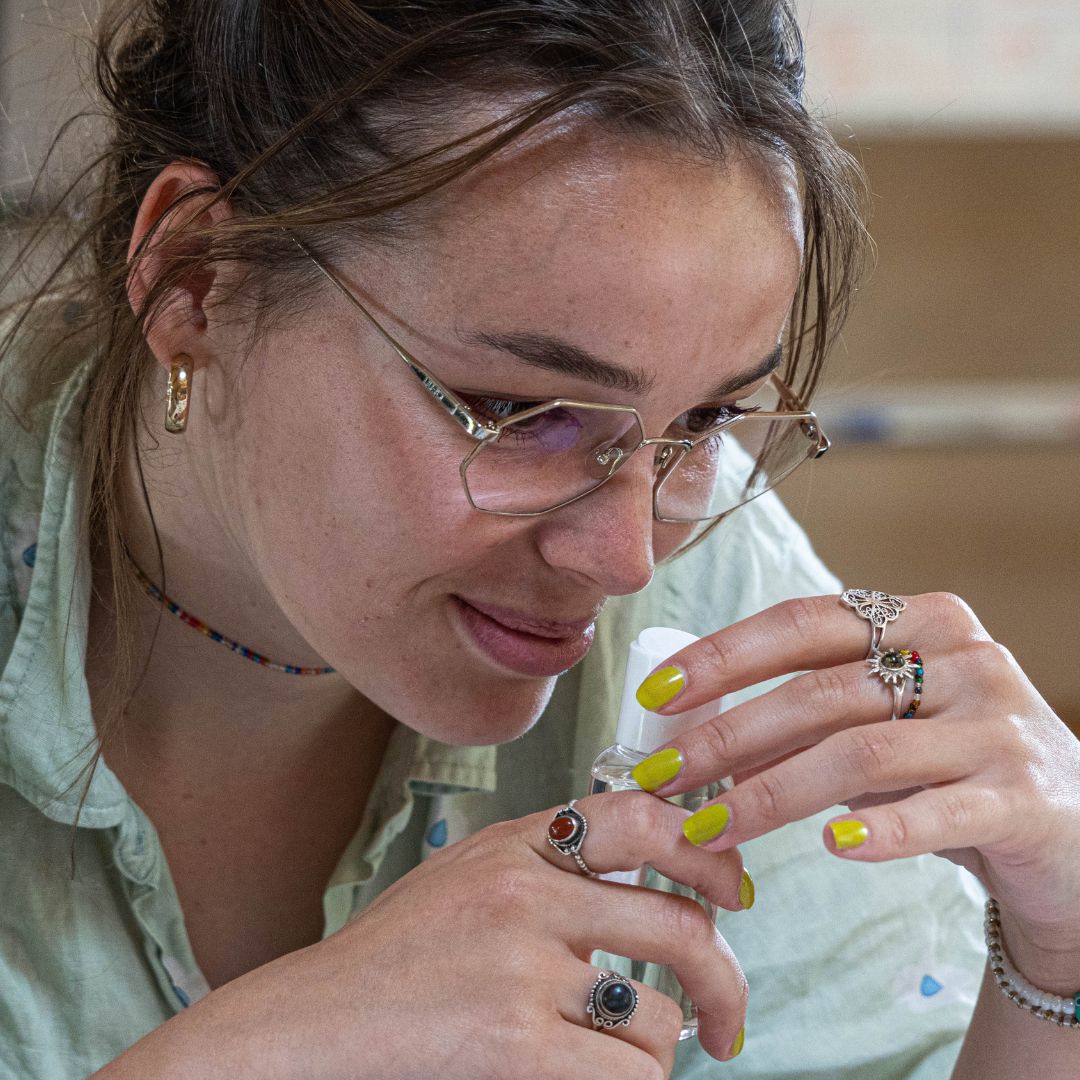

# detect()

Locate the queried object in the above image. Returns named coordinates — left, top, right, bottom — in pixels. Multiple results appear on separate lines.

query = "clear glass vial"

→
left=589, top=627, right=731, bottom=1042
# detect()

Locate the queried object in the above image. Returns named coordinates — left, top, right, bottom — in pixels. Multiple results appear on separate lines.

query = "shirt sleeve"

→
left=646, top=492, right=986, bottom=1078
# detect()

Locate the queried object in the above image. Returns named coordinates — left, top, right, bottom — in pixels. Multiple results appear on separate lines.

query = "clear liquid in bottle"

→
left=590, top=742, right=724, bottom=1041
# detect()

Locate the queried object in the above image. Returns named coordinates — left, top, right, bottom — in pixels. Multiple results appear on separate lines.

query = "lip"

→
left=451, top=595, right=597, bottom=678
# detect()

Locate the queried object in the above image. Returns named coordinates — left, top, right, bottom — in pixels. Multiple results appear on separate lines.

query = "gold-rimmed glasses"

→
left=300, top=244, right=829, bottom=524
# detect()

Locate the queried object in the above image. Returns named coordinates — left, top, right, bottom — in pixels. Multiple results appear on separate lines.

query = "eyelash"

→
left=462, top=395, right=753, bottom=433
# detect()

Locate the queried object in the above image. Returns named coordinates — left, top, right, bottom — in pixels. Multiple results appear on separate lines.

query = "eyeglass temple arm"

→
left=765, top=371, right=831, bottom=458
left=286, top=233, right=498, bottom=443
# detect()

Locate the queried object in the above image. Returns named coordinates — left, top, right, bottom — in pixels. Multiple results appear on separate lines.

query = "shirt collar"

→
left=0, top=355, right=127, bottom=826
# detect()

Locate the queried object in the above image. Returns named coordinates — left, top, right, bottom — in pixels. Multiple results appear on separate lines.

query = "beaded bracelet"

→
left=984, top=896, right=1080, bottom=1028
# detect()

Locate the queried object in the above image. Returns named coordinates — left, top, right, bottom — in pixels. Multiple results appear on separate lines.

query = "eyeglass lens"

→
left=463, top=381, right=815, bottom=519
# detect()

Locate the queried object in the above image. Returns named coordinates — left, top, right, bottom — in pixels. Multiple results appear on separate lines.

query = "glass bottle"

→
left=589, top=627, right=731, bottom=1041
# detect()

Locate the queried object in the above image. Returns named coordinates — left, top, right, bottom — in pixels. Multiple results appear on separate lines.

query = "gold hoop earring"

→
left=165, top=355, right=191, bottom=434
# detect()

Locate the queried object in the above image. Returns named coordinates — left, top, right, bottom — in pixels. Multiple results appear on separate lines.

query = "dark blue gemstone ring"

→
left=587, top=971, right=639, bottom=1029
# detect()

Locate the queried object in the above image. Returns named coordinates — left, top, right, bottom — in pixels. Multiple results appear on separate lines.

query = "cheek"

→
left=251, top=419, right=480, bottom=595
left=231, top=356, right=522, bottom=634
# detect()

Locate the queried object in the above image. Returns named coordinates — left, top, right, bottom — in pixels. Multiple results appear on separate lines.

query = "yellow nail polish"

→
left=636, top=666, right=685, bottom=711
left=682, top=803, right=731, bottom=846
left=829, top=820, right=869, bottom=850
left=630, top=747, right=683, bottom=792
left=729, top=1026, right=745, bottom=1059
left=738, top=868, right=755, bottom=911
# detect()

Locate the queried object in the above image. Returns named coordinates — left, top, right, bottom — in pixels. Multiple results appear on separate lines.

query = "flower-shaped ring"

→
left=867, top=648, right=924, bottom=721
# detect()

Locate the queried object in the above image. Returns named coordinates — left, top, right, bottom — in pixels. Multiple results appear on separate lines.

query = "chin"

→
left=410, top=674, right=558, bottom=746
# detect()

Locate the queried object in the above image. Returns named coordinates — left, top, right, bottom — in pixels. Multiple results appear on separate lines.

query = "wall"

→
left=780, top=136, right=1080, bottom=729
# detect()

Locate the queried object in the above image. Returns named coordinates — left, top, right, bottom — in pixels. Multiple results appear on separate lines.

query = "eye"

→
left=461, top=394, right=545, bottom=423
left=672, top=403, right=756, bottom=436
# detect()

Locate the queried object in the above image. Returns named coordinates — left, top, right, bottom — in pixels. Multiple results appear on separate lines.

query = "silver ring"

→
left=867, top=648, right=920, bottom=721
left=587, top=970, right=639, bottom=1029
left=840, top=588, right=907, bottom=659
left=547, top=799, right=597, bottom=878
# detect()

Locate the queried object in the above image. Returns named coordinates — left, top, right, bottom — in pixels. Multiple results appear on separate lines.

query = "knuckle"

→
left=840, top=726, right=902, bottom=783
left=656, top=895, right=717, bottom=953
left=777, top=595, right=826, bottom=641
left=746, top=769, right=787, bottom=823
left=627, top=789, right=674, bottom=837
left=732, top=968, right=751, bottom=1011
left=938, top=788, right=977, bottom=835
left=809, top=664, right=853, bottom=714
left=997, top=717, right=1037, bottom=773
left=965, top=639, right=1018, bottom=684
left=699, top=630, right=737, bottom=673
left=698, top=712, right=741, bottom=765
left=926, top=592, right=987, bottom=641
left=876, top=803, right=913, bottom=852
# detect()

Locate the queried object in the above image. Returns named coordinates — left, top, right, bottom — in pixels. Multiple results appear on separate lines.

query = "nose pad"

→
left=593, top=444, right=625, bottom=478
left=595, top=437, right=677, bottom=483
left=654, top=444, right=678, bottom=472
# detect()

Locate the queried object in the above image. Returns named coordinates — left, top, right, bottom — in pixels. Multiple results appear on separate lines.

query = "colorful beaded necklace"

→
left=120, top=539, right=336, bottom=676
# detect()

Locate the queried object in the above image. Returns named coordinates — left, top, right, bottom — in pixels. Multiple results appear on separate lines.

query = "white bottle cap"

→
left=615, top=626, right=725, bottom=754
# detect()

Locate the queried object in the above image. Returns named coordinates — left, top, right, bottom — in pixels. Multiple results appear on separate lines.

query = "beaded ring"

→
left=900, top=649, right=923, bottom=719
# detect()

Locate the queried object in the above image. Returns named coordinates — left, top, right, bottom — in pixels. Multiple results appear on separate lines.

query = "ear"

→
left=126, top=161, right=236, bottom=375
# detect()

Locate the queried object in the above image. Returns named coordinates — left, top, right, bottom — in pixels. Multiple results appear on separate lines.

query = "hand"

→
left=97, top=792, right=750, bottom=1080
left=630, top=592, right=1080, bottom=986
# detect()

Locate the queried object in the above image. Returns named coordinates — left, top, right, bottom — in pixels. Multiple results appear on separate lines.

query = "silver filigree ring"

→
left=840, top=587, right=908, bottom=659
left=587, top=971, right=639, bottom=1029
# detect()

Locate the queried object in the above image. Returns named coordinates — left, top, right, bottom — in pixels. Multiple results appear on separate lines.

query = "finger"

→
left=554, top=883, right=748, bottom=1064
left=553, top=1019, right=667, bottom=1080
left=822, top=782, right=1009, bottom=862
left=637, top=591, right=985, bottom=718
left=646, top=652, right=955, bottom=796
left=527, top=790, right=751, bottom=912
left=678, top=715, right=984, bottom=853
left=557, top=963, right=682, bottom=1075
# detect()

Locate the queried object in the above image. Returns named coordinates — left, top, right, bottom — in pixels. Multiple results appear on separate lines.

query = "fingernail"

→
left=828, top=820, right=869, bottom=850
left=728, top=1026, right=745, bottom=1059
left=682, top=803, right=730, bottom=846
left=630, top=747, right=683, bottom=792
left=636, top=666, right=685, bottom=711
left=738, top=868, right=755, bottom=911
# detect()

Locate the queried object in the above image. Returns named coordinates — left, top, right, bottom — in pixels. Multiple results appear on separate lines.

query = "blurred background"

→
left=1, top=1, right=1077, bottom=728
left=788, top=0, right=1080, bottom=732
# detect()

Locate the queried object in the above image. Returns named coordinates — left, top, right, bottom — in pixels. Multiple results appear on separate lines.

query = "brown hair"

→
left=0, top=0, right=866, bottom=829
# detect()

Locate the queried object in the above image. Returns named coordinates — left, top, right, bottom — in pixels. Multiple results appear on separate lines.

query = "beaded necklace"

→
left=120, top=539, right=336, bottom=676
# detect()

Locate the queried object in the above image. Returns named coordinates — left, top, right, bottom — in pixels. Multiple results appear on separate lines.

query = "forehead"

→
left=420, top=117, right=801, bottom=295
left=376, top=117, right=804, bottom=398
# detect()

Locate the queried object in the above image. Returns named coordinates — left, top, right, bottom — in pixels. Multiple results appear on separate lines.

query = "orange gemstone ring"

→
left=547, top=799, right=598, bottom=878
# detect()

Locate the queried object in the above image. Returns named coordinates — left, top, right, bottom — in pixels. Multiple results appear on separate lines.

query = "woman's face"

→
left=210, top=127, right=803, bottom=744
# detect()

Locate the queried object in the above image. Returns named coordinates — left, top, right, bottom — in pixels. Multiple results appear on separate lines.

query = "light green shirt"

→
left=0, top=348, right=986, bottom=1078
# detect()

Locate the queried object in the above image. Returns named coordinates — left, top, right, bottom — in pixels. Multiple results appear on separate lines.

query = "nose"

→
left=532, top=453, right=659, bottom=597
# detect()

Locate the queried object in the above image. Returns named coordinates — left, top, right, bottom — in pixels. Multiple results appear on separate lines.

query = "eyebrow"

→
left=707, top=343, right=784, bottom=398
left=458, top=328, right=783, bottom=402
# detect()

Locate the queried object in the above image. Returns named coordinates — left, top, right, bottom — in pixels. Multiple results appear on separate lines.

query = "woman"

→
left=1, top=1, right=1077, bottom=1077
